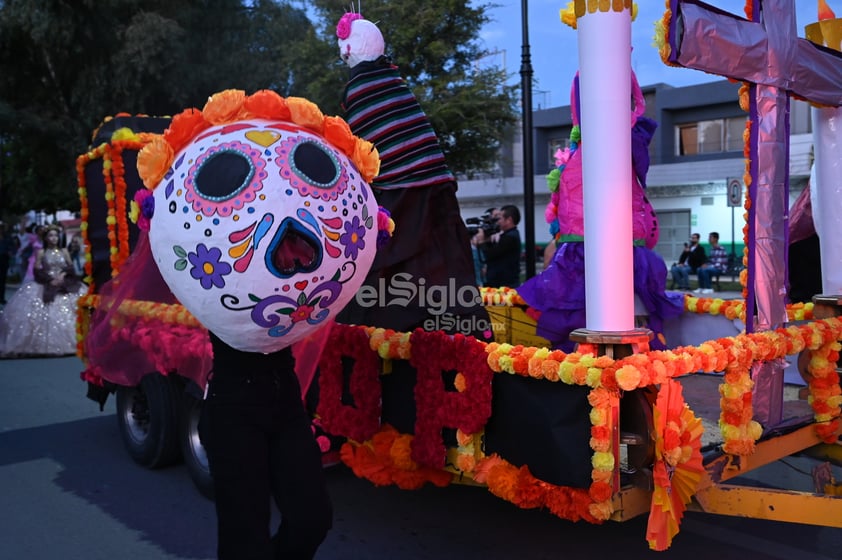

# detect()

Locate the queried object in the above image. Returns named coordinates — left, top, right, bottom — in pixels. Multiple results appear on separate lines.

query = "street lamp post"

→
left=520, top=0, right=536, bottom=279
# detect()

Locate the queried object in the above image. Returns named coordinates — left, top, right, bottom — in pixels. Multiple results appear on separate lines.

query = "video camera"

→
left=465, top=210, right=500, bottom=237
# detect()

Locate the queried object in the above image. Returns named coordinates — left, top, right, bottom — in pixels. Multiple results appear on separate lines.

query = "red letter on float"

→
left=409, top=330, right=494, bottom=468
left=316, top=323, right=382, bottom=442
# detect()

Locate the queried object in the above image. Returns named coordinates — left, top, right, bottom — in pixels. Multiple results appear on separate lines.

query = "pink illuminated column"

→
left=576, top=4, right=634, bottom=331
left=807, top=16, right=842, bottom=296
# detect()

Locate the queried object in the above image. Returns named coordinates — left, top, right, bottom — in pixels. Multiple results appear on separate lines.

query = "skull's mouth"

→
left=265, top=218, right=322, bottom=278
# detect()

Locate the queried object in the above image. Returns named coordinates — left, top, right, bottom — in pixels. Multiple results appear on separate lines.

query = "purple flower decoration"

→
left=131, top=189, right=155, bottom=231
left=376, top=206, right=394, bottom=249
left=339, top=215, right=366, bottom=259
left=188, top=243, right=232, bottom=289
left=141, top=193, right=155, bottom=219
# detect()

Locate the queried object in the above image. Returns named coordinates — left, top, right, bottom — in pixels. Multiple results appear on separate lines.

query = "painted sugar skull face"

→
left=148, top=119, right=379, bottom=353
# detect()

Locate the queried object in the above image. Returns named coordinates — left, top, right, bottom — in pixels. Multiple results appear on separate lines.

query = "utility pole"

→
left=520, top=0, right=536, bottom=279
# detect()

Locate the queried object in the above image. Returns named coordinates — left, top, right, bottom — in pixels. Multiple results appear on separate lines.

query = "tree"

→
left=309, top=0, right=519, bottom=175
left=0, top=0, right=518, bottom=219
left=0, top=0, right=321, bottom=218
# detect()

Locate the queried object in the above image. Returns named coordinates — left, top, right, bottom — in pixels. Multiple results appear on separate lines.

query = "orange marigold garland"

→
left=366, top=327, right=411, bottom=360
left=479, top=286, right=527, bottom=306
left=340, top=425, right=454, bottom=490
left=587, top=385, right=617, bottom=520
left=108, top=136, right=147, bottom=275
left=718, top=338, right=763, bottom=455
left=76, top=144, right=109, bottom=288
left=473, top=453, right=599, bottom=522
left=806, top=328, right=842, bottom=442
left=682, top=295, right=812, bottom=323
left=655, top=1, right=676, bottom=66
left=101, top=144, right=119, bottom=275
left=740, top=85, right=752, bottom=299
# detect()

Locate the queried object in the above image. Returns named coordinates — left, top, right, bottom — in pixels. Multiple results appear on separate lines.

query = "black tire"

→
left=115, top=373, right=183, bottom=468
left=180, top=392, right=214, bottom=500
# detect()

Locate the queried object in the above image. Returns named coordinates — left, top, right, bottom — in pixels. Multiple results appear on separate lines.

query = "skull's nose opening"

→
left=266, top=218, right=322, bottom=278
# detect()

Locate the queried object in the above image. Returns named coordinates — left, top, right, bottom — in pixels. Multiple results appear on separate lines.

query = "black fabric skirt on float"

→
left=337, top=182, right=492, bottom=341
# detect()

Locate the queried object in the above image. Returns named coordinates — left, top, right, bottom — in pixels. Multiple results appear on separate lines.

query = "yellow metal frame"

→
left=610, top=423, right=842, bottom=526
left=690, top=423, right=842, bottom=526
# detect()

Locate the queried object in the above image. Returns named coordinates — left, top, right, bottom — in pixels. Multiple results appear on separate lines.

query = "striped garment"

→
left=342, top=60, right=454, bottom=190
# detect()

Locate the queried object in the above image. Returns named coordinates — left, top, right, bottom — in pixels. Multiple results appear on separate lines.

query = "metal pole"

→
left=731, top=206, right=737, bottom=258
left=520, top=0, right=536, bottom=279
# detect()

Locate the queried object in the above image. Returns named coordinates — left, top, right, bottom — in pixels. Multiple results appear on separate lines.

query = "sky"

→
left=479, top=1, right=830, bottom=110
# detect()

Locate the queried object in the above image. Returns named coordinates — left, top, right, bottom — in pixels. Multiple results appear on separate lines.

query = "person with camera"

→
left=670, top=232, right=706, bottom=290
left=468, top=208, right=500, bottom=285
left=474, top=205, right=521, bottom=288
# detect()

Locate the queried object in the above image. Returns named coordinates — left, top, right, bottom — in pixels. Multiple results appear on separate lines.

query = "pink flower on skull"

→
left=336, top=12, right=363, bottom=39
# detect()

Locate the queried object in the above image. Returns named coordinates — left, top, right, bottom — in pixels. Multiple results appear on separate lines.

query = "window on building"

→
left=676, top=116, right=747, bottom=155
left=548, top=137, right=571, bottom=168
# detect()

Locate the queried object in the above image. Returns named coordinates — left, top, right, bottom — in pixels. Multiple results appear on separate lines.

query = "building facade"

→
left=457, top=79, right=813, bottom=265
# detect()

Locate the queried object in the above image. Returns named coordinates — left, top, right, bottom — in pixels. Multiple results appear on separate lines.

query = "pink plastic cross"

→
left=665, top=0, right=842, bottom=331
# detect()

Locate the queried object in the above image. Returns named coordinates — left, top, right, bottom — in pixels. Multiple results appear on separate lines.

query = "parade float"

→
left=75, top=1, right=842, bottom=551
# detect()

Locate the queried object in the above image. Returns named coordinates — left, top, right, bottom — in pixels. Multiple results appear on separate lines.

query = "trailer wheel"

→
left=115, top=373, right=182, bottom=468
left=180, top=393, right=214, bottom=500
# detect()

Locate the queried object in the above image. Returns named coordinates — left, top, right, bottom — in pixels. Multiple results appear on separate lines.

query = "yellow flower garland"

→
left=684, top=295, right=813, bottom=322
left=76, top=294, right=203, bottom=329
left=479, top=286, right=527, bottom=307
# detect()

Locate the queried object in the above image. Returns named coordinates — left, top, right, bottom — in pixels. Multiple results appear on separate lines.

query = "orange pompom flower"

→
left=202, top=89, right=249, bottom=124
left=163, top=108, right=210, bottom=154
left=244, top=89, right=290, bottom=120
left=287, top=96, right=325, bottom=134
left=136, top=136, right=174, bottom=190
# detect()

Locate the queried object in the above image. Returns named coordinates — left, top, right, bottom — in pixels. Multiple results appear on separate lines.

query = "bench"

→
left=669, top=254, right=744, bottom=291
left=712, top=254, right=745, bottom=291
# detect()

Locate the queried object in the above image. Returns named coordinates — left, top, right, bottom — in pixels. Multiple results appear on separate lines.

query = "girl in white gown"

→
left=0, top=225, right=87, bottom=357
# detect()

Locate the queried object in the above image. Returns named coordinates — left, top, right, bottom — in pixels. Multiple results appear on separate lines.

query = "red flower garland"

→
left=316, top=323, right=382, bottom=443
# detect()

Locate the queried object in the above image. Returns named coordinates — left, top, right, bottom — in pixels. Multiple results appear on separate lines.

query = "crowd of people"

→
left=0, top=220, right=87, bottom=358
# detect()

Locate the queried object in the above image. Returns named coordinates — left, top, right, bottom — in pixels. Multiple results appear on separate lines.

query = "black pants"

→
left=201, top=335, right=332, bottom=559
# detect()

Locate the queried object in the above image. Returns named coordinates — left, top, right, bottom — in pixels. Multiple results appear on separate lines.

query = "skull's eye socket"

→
left=193, top=150, right=254, bottom=200
left=291, top=141, right=340, bottom=189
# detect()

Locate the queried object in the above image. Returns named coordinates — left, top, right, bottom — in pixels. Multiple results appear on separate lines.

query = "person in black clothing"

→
left=200, top=334, right=333, bottom=560
left=670, top=232, right=706, bottom=290
left=475, top=205, right=521, bottom=288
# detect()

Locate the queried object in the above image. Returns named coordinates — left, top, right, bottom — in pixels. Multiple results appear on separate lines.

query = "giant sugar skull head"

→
left=136, top=90, right=386, bottom=353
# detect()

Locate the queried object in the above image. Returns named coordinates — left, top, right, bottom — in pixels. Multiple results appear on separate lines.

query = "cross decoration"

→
left=665, top=0, right=842, bottom=332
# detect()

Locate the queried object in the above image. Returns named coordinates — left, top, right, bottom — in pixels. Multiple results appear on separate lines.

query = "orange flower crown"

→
left=136, top=89, right=381, bottom=191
